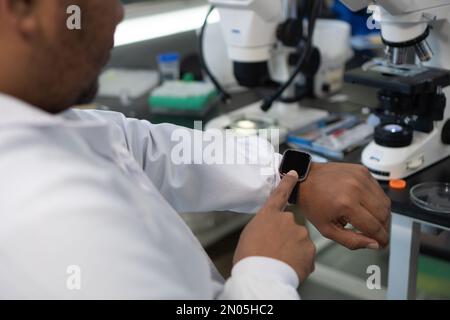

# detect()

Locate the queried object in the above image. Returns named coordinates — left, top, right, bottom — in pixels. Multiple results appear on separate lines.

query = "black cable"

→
left=261, top=0, right=323, bottom=112
left=198, top=6, right=231, bottom=103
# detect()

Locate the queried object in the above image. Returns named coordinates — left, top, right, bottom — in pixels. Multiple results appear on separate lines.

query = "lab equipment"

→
left=201, top=22, right=237, bottom=88
left=227, top=115, right=278, bottom=138
left=206, top=101, right=328, bottom=148
left=410, top=182, right=450, bottom=214
left=340, top=0, right=450, bottom=180
left=310, top=19, right=353, bottom=99
left=157, top=53, right=181, bottom=81
left=287, top=114, right=374, bottom=159
left=98, top=68, right=159, bottom=100
left=149, top=80, right=218, bottom=116
left=206, top=0, right=350, bottom=101
left=205, top=0, right=349, bottom=144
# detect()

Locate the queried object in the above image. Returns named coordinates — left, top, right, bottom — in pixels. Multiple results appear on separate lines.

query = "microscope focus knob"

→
left=442, top=120, right=450, bottom=145
left=375, top=124, right=413, bottom=148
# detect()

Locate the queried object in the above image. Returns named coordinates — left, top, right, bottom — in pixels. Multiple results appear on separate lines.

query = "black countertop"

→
left=382, top=159, right=450, bottom=229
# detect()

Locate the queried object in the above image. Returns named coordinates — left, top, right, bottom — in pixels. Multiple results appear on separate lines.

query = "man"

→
left=0, top=0, right=390, bottom=299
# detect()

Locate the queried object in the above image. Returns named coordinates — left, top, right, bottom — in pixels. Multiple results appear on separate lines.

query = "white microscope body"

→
left=208, top=0, right=285, bottom=63
left=341, top=0, right=450, bottom=180
left=206, top=0, right=341, bottom=145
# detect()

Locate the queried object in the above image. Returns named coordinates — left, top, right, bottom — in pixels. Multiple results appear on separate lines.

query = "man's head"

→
left=0, top=0, right=124, bottom=113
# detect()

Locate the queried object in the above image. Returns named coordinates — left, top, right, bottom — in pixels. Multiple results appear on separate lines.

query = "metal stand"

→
left=387, top=213, right=421, bottom=300
left=387, top=212, right=450, bottom=300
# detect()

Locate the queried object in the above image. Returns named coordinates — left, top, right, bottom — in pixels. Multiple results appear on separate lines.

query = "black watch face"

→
left=280, top=150, right=312, bottom=181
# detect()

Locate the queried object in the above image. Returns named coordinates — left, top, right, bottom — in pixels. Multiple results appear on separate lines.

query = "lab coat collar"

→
left=0, top=93, right=115, bottom=160
left=0, top=93, right=67, bottom=127
left=0, top=93, right=106, bottom=129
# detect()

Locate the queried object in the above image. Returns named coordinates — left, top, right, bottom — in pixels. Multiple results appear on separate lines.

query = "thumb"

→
left=264, top=171, right=299, bottom=212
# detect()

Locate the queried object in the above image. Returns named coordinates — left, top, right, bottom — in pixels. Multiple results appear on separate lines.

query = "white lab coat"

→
left=0, top=93, right=300, bottom=300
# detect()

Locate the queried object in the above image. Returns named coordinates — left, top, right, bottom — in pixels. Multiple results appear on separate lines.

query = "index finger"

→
left=264, top=171, right=299, bottom=212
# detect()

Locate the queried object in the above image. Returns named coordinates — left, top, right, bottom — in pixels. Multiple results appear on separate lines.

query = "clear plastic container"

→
left=157, top=52, right=180, bottom=81
left=312, top=19, right=353, bottom=98
left=410, top=182, right=450, bottom=214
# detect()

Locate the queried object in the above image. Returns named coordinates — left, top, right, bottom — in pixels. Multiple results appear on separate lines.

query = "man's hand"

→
left=300, top=163, right=391, bottom=250
left=234, top=171, right=316, bottom=283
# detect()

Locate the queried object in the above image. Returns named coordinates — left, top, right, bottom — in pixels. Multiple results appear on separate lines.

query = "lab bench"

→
left=94, top=83, right=450, bottom=300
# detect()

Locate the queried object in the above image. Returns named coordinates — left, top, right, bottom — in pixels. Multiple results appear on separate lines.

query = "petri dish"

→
left=410, top=182, right=450, bottom=214
left=228, top=115, right=277, bottom=137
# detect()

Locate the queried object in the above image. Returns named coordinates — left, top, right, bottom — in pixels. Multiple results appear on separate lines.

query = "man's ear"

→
left=3, top=0, right=39, bottom=36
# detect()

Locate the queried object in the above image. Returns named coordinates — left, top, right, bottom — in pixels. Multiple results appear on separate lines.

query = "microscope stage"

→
left=345, top=63, right=450, bottom=95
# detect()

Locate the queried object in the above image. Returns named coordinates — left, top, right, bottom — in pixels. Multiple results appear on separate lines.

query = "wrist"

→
left=297, top=162, right=323, bottom=207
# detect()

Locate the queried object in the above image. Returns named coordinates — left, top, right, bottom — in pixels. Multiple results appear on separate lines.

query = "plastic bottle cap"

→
left=157, top=52, right=180, bottom=63
left=390, top=179, right=407, bottom=190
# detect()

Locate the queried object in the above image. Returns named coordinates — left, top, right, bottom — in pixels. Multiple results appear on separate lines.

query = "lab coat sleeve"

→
left=74, top=109, right=282, bottom=213
left=219, top=257, right=301, bottom=300
left=0, top=126, right=298, bottom=300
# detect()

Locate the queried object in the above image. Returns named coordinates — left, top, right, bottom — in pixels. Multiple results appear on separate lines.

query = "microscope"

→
left=204, top=0, right=346, bottom=144
left=341, top=0, right=450, bottom=180
left=205, top=0, right=450, bottom=179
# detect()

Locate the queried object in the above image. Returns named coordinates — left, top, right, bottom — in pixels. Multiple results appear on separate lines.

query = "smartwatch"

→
left=279, top=150, right=313, bottom=205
